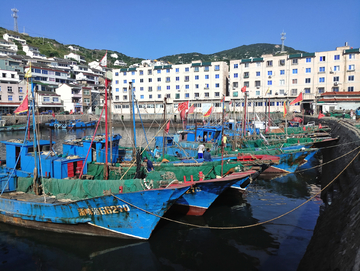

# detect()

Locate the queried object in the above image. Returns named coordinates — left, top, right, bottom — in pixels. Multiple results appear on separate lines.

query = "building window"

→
left=214, top=65, right=220, bottom=71
left=176, top=68, right=179, bottom=72
left=256, top=91, right=260, bottom=96
left=320, top=56, right=326, bottom=61
left=234, top=73, right=238, bottom=78
left=167, top=86, right=170, bottom=90
left=204, top=66, right=209, bottom=72
left=149, top=95, right=152, bottom=99
left=205, top=75, right=209, bottom=79
left=215, top=83, right=219, bottom=88
left=306, top=58, right=312, bottom=63
left=280, top=70, right=285, bottom=75
left=148, top=70, right=152, bottom=75
left=176, top=85, right=180, bottom=90
left=348, top=86, right=354, bottom=92
left=166, top=94, right=171, bottom=98
left=268, top=71, right=273, bottom=76
left=215, top=92, right=220, bottom=97
left=349, top=54, right=355, bottom=59
left=279, top=59, right=285, bottom=66
left=185, top=76, right=189, bottom=82
left=292, top=59, right=298, bottom=65
left=291, top=89, right=297, bottom=95
left=175, top=94, right=180, bottom=99
left=349, top=75, right=354, bottom=81
left=195, top=84, right=199, bottom=89
left=53, top=97, right=59, bottom=102
left=215, top=74, right=220, bottom=79
left=157, top=86, right=161, bottom=91
left=333, top=76, right=339, bottom=82
left=185, top=93, right=189, bottom=98
left=19, top=95, right=23, bottom=101
left=123, top=95, right=127, bottom=100
left=157, top=78, right=161, bottom=82
left=18, top=87, right=23, bottom=93
left=305, top=78, right=311, bottom=83
left=244, top=63, right=249, bottom=68
left=348, top=64, right=355, bottom=71
left=185, top=85, right=189, bottom=89
left=195, top=75, right=199, bottom=80
left=184, top=67, right=189, bottom=72
left=304, top=88, right=311, bottom=94
left=176, top=76, right=179, bottom=81
left=194, top=67, right=199, bottom=72
left=292, top=69, right=298, bottom=74
left=43, top=97, right=50, bottom=102
left=166, top=77, right=170, bottom=82
left=148, top=86, right=152, bottom=92
left=334, top=55, right=340, bottom=60
left=256, top=71, right=260, bottom=76
left=8, top=95, right=12, bottom=101
left=279, top=89, right=285, bottom=95
left=157, top=70, right=161, bottom=74
left=158, top=94, right=161, bottom=98
left=306, top=68, right=311, bottom=73
left=333, top=87, right=339, bottom=92
left=123, top=80, right=127, bottom=84
left=204, top=92, right=209, bottom=98
left=166, top=69, right=170, bottom=73
left=267, top=80, right=272, bottom=85
left=319, top=77, right=325, bottom=83
left=255, top=81, right=261, bottom=87
left=266, top=60, right=273, bottom=67
left=280, top=79, right=285, bottom=85
left=334, top=65, right=340, bottom=71
left=7, top=86, right=12, bottom=92
left=148, top=78, right=152, bottom=83
left=244, top=81, right=249, bottom=87
left=194, top=93, right=199, bottom=98
left=233, top=91, right=238, bottom=97
left=318, top=88, right=324, bottom=93
left=234, top=64, right=238, bottom=69
left=140, top=87, right=144, bottom=91
left=319, top=67, right=325, bottom=72
left=205, top=84, right=209, bottom=89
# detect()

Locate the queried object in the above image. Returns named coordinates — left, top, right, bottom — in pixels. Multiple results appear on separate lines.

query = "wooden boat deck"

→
left=0, top=192, right=71, bottom=203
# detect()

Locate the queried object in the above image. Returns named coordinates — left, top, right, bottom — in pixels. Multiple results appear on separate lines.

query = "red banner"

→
left=178, top=101, right=189, bottom=112
left=290, top=93, right=303, bottom=105
left=187, top=104, right=195, bottom=114
left=318, top=111, right=325, bottom=119
left=241, top=86, right=246, bottom=93
left=14, top=95, right=28, bottom=114
left=203, top=106, right=213, bottom=117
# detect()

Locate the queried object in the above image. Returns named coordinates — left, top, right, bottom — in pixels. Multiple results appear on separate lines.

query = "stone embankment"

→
left=298, top=116, right=360, bottom=270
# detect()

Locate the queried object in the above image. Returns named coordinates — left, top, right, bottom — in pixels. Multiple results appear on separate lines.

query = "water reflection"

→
left=0, top=128, right=321, bottom=271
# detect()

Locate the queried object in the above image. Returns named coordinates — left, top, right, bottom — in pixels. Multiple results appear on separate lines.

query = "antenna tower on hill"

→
left=11, top=8, right=19, bottom=33
left=281, top=31, right=286, bottom=52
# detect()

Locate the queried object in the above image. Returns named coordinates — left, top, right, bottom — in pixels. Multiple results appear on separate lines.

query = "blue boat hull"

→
left=0, top=185, right=189, bottom=240
left=173, top=171, right=256, bottom=216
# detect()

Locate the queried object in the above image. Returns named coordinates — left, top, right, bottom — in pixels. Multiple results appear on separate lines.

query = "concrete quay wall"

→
left=298, top=116, right=360, bottom=270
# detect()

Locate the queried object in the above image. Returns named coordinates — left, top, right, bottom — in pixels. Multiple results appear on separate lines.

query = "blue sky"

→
left=1, top=0, right=359, bottom=60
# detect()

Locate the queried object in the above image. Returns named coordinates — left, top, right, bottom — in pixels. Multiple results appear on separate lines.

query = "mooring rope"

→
left=111, top=146, right=360, bottom=230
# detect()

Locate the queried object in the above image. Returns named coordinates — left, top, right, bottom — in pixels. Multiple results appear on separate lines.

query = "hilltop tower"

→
left=281, top=31, right=286, bottom=52
left=11, top=8, right=19, bottom=33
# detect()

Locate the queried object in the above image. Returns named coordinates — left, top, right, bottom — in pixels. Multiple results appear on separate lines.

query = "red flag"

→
left=290, top=93, right=303, bottom=105
left=70, top=110, right=73, bottom=115
left=283, top=102, right=287, bottom=118
left=319, top=123, right=323, bottom=129
left=229, top=101, right=232, bottom=105
left=52, top=112, right=55, bottom=118
left=180, top=109, right=186, bottom=120
left=178, top=101, right=189, bottom=112
left=303, top=126, right=306, bottom=131
left=165, top=121, right=170, bottom=133
left=14, top=95, right=29, bottom=114
left=220, top=96, right=225, bottom=103
left=188, top=104, right=195, bottom=114
left=318, top=111, right=325, bottom=119
left=203, top=106, right=213, bottom=117
left=241, top=86, right=246, bottom=93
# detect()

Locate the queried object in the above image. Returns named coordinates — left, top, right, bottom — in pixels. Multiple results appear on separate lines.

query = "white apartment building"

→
left=229, top=44, right=360, bottom=114
left=64, top=53, right=86, bottom=63
left=111, top=60, right=229, bottom=115
left=3, top=33, right=26, bottom=45
left=56, top=84, right=83, bottom=113
left=0, top=39, right=17, bottom=51
left=22, top=45, right=46, bottom=59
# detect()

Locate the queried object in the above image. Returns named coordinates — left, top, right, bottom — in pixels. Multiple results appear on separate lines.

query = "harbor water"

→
left=0, top=127, right=322, bottom=270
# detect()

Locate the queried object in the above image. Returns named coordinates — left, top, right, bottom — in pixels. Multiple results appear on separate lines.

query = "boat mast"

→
left=221, top=95, right=225, bottom=176
left=30, top=79, right=40, bottom=194
left=162, top=97, right=167, bottom=160
left=104, top=78, right=109, bottom=179
left=129, top=82, right=136, bottom=159
left=109, top=85, right=113, bottom=165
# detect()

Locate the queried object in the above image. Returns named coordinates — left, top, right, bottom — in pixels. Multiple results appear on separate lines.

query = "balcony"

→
left=72, top=93, right=82, bottom=98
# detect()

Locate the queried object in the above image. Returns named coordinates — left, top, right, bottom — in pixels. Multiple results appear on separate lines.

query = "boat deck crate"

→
left=0, top=174, right=16, bottom=192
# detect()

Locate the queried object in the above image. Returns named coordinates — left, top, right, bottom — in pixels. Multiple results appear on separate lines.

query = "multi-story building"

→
left=111, top=60, right=229, bottom=115
left=56, top=83, right=83, bottom=113
left=64, top=53, right=86, bottom=64
left=22, top=45, right=46, bottom=59
left=229, top=44, right=360, bottom=115
left=3, top=33, right=26, bottom=45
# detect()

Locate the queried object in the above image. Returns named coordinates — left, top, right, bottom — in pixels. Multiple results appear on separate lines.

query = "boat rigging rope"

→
left=112, top=145, right=360, bottom=230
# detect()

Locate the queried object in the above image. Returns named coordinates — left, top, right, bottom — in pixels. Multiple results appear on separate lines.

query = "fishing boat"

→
left=67, top=119, right=97, bottom=129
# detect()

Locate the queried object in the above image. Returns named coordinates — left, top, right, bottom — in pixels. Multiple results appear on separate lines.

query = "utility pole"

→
left=162, top=97, right=167, bottom=160
left=129, top=82, right=136, bottom=159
